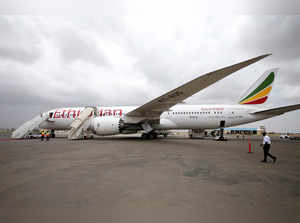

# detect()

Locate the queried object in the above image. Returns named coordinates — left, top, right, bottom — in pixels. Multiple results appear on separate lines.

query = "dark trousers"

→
left=263, top=144, right=276, bottom=161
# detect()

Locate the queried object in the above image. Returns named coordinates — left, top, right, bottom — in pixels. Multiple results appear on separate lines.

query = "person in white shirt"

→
left=261, top=132, right=277, bottom=163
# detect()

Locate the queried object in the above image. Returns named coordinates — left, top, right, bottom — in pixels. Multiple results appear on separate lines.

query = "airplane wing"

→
left=252, top=104, right=300, bottom=116
left=125, top=54, right=271, bottom=119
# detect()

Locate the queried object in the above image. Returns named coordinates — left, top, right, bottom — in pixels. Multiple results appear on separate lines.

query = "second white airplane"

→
left=12, top=54, right=300, bottom=139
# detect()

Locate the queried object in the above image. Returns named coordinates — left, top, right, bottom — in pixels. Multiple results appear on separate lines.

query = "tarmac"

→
left=0, top=135, right=300, bottom=223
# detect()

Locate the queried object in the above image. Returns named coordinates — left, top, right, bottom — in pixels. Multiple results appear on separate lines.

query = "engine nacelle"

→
left=90, top=117, right=121, bottom=136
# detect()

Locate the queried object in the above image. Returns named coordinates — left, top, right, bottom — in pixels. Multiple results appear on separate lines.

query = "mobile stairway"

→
left=11, top=113, right=49, bottom=139
left=68, top=107, right=95, bottom=140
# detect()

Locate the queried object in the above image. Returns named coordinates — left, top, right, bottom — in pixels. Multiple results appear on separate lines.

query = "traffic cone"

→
left=248, top=141, right=253, bottom=153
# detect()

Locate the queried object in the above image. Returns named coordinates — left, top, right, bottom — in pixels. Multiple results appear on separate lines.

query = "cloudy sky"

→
left=0, top=1, right=300, bottom=132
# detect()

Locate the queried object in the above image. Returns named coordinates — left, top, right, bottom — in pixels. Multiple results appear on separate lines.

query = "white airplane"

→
left=11, top=54, right=300, bottom=139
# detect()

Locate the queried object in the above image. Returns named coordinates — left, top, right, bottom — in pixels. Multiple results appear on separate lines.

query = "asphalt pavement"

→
left=0, top=136, right=299, bottom=222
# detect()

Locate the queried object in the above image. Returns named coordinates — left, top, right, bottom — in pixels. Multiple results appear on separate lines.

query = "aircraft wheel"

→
left=152, top=132, right=157, bottom=139
left=141, top=133, right=149, bottom=140
left=141, top=132, right=157, bottom=140
left=148, top=134, right=154, bottom=140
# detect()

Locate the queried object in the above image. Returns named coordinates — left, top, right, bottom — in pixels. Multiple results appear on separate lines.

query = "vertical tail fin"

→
left=239, top=68, right=278, bottom=105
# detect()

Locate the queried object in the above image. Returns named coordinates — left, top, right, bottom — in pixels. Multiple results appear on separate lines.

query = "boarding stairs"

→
left=68, top=107, right=96, bottom=140
left=11, top=113, right=49, bottom=139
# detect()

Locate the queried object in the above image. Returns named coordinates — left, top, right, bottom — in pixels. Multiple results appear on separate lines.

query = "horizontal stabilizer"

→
left=252, top=104, right=300, bottom=116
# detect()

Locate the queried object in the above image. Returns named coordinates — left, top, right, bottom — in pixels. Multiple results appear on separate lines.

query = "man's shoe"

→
left=261, top=160, right=267, bottom=163
left=273, top=157, right=277, bottom=163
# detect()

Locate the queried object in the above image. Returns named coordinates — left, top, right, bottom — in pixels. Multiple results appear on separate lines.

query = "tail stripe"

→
left=240, top=86, right=272, bottom=104
left=239, top=71, right=275, bottom=104
left=242, top=96, right=268, bottom=105
left=240, top=72, right=274, bottom=102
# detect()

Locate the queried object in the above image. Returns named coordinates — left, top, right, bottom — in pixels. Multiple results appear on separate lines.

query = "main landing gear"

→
left=141, top=132, right=157, bottom=140
left=217, top=120, right=227, bottom=141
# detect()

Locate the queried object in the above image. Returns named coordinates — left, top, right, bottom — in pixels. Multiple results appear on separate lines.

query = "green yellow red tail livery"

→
left=239, top=69, right=278, bottom=105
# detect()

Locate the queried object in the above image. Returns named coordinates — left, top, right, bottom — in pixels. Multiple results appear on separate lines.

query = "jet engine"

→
left=90, top=117, right=121, bottom=135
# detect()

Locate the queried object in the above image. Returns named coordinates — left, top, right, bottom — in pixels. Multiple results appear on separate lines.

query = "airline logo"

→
left=52, top=108, right=123, bottom=119
left=239, top=71, right=275, bottom=105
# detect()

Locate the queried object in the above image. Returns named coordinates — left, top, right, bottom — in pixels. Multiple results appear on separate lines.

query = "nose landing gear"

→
left=141, top=132, right=157, bottom=140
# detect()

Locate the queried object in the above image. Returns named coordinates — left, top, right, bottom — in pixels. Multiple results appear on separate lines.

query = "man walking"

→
left=261, top=132, right=277, bottom=163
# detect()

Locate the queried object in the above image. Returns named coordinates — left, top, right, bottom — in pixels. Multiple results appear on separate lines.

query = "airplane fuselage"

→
left=39, top=104, right=271, bottom=133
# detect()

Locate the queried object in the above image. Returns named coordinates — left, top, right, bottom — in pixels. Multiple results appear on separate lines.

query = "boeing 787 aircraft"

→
left=12, top=54, right=300, bottom=140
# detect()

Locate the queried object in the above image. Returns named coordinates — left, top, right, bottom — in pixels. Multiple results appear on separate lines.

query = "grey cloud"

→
left=0, top=0, right=127, bottom=16
left=54, top=27, right=109, bottom=66
left=275, top=62, right=300, bottom=88
left=0, top=66, right=61, bottom=107
left=0, top=61, right=104, bottom=110
left=1, top=0, right=300, bottom=15
left=134, top=50, right=185, bottom=88
left=0, top=77, right=105, bottom=109
left=0, top=16, right=42, bottom=63
left=236, top=16, right=300, bottom=60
